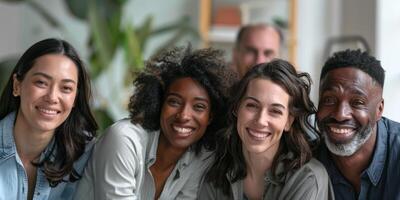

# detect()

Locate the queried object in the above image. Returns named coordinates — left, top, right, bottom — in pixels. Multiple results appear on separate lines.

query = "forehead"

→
left=245, top=78, right=289, bottom=105
left=27, top=54, right=78, bottom=81
left=320, top=67, right=380, bottom=95
left=167, top=77, right=209, bottom=98
left=240, top=27, right=280, bottom=46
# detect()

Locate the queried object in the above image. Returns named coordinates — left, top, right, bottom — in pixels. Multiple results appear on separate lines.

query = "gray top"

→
left=199, top=157, right=335, bottom=200
left=74, top=119, right=212, bottom=200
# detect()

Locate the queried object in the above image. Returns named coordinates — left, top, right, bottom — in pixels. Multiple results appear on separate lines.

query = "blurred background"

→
left=1, top=0, right=399, bottom=129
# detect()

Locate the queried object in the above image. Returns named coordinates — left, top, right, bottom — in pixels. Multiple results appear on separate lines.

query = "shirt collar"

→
left=146, top=131, right=194, bottom=171
left=264, top=152, right=294, bottom=186
left=0, top=112, right=17, bottom=158
left=319, top=145, right=348, bottom=185
left=365, top=119, right=387, bottom=186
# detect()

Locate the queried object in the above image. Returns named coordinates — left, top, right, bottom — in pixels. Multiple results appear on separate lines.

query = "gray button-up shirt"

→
left=74, top=119, right=212, bottom=200
left=199, top=155, right=334, bottom=200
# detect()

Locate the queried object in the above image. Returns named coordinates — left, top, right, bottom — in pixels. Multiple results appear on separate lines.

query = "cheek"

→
left=64, top=94, right=78, bottom=108
left=197, top=113, right=211, bottom=129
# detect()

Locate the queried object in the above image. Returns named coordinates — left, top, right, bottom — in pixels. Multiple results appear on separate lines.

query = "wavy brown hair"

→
left=206, top=59, right=318, bottom=194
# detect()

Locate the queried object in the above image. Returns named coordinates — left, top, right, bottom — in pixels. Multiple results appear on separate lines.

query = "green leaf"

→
left=92, top=108, right=114, bottom=132
left=122, top=24, right=144, bottom=85
left=0, top=57, right=17, bottom=93
left=135, top=15, right=154, bottom=51
left=64, top=0, right=89, bottom=20
left=87, top=0, right=114, bottom=77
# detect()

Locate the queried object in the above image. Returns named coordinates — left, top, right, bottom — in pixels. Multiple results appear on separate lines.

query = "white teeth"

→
left=173, top=126, right=193, bottom=134
left=248, top=129, right=270, bottom=139
left=330, top=127, right=354, bottom=134
left=38, top=108, right=58, bottom=115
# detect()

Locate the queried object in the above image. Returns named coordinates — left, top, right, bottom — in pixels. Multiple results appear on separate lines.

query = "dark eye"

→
left=166, top=97, right=181, bottom=107
left=321, top=96, right=336, bottom=106
left=351, top=99, right=366, bottom=107
left=270, top=109, right=283, bottom=116
left=62, top=86, right=74, bottom=93
left=245, top=102, right=259, bottom=111
left=193, top=103, right=207, bottom=112
left=35, top=80, right=47, bottom=88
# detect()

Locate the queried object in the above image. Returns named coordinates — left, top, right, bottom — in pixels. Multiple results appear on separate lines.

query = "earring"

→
left=13, top=90, right=19, bottom=97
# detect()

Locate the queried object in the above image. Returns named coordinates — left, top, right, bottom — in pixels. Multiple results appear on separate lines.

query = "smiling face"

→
left=236, top=78, right=293, bottom=155
left=317, top=67, right=384, bottom=156
left=159, top=77, right=212, bottom=151
left=13, top=54, right=78, bottom=135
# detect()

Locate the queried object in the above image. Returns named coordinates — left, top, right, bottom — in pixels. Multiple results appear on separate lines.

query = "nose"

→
left=45, top=86, right=59, bottom=104
left=255, top=109, right=269, bottom=127
left=332, top=102, right=352, bottom=122
left=175, top=104, right=191, bottom=121
left=255, top=52, right=267, bottom=65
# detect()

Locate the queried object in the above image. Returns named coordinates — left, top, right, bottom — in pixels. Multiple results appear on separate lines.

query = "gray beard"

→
left=323, top=124, right=373, bottom=156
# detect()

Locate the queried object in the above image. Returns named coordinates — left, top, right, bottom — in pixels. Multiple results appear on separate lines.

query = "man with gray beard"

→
left=316, top=49, right=400, bottom=200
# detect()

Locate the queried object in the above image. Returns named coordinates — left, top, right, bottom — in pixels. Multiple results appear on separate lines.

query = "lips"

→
left=172, top=125, right=195, bottom=137
left=324, top=124, right=357, bottom=143
left=247, top=128, right=272, bottom=141
left=36, top=106, right=60, bottom=116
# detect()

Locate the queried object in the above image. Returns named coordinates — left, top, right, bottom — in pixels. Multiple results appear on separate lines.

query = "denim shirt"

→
left=318, top=117, right=400, bottom=200
left=0, top=112, right=94, bottom=200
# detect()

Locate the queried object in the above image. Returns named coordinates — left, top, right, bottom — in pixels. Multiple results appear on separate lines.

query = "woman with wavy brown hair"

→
left=200, top=59, right=334, bottom=200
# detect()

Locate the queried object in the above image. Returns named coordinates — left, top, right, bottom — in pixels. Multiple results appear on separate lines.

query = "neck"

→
left=155, top=133, right=187, bottom=170
left=243, top=143, right=280, bottom=178
left=332, top=130, right=377, bottom=193
left=13, top=113, right=55, bottom=161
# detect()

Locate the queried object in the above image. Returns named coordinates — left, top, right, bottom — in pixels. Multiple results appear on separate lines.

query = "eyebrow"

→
left=243, top=96, right=286, bottom=109
left=32, top=72, right=77, bottom=84
left=321, top=85, right=367, bottom=97
left=166, top=92, right=210, bottom=103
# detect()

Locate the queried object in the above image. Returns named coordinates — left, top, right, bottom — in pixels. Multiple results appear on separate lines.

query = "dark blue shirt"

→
left=318, top=117, right=400, bottom=200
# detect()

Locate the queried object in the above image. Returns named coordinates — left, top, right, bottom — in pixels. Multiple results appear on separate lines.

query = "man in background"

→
left=232, top=23, right=283, bottom=77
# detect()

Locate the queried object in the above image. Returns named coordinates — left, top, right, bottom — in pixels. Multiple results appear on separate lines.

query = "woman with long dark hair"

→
left=200, top=60, right=334, bottom=199
left=0, top=38, right=97, bottom=200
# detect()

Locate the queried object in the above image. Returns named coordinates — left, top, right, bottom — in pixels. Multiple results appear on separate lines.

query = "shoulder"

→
left=98, top=119, right=150, bottom=147
left=285, top=159, right=330, bottom=190
left=281, top=158, right=333, bottom=199
left=380, top=117, right=400, bottom=137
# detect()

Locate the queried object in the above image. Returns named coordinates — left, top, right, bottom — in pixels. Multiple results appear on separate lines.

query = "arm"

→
left=280, top=159, right=334, bottom=200
left=75, top=121, right=142, bottom=200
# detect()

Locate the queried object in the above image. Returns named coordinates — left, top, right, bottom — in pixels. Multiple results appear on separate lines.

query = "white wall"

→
left=376, top=0, right=400, bottom=121
left=0, top=3, right=23, bottom=60
left=297, top=0, right=334, bottom=102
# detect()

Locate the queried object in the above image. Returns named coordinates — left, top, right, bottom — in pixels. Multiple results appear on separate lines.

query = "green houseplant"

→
left=0, top=0, right=198, bottom=130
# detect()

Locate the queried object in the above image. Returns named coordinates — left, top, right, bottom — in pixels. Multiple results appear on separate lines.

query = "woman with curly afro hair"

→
left=75, top=45, right=235, bottom=199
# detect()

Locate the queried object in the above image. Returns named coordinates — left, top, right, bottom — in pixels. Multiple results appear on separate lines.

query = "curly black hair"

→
left=205, top=59, right=317, bottom=194
left=321, top=49, right=385, bottom=87
left=128, top=45, right=236, bottom=154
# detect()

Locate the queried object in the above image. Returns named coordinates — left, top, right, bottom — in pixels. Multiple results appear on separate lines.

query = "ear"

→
left=375, top=98, right=384, bottom=121
left=284, top=115, right=294, bottom=132
left=12, top=74, right=21, bottom=97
